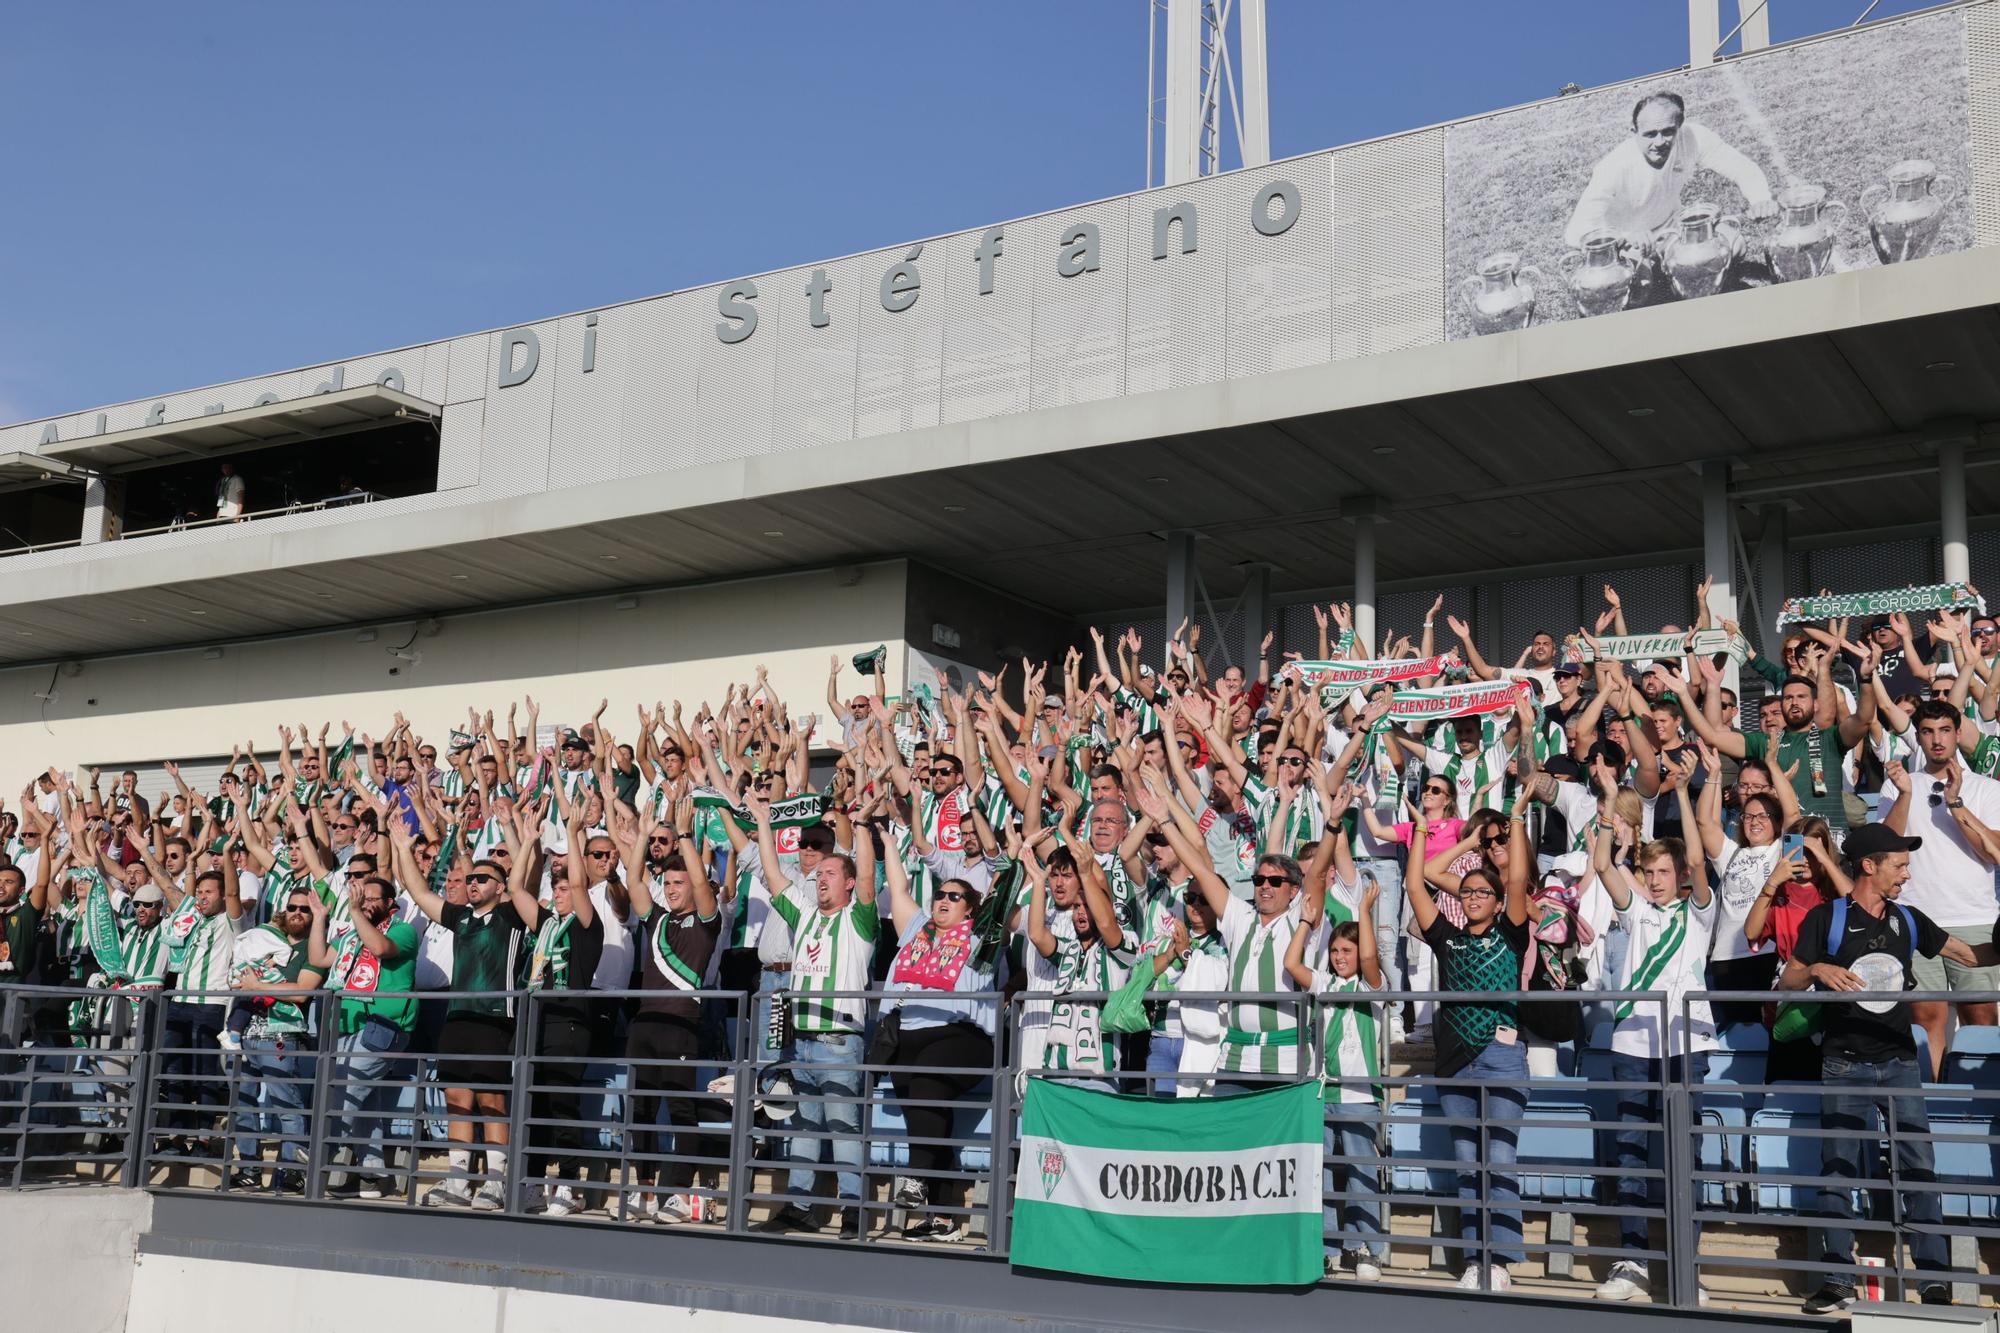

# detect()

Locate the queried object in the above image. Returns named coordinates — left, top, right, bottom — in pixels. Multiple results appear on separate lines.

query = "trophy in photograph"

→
left=1861, top=159, right=1954, bottom=264
left=1457, top=251, right=1543, bottom=335
left=1660, top=203, right=1743, bottom=299
left=1560, top=229, right=1640, bottom=317
left=1765, top=183, right=1849, bottom=283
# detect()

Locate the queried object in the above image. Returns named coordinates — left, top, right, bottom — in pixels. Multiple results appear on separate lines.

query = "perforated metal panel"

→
left=1609, top=562, right=1696, bottom=636
left=421, top=343, right=453, bottom=407
left=1277, top=601, right=1320, bottom=660
left=1029, top=201, right=1130, bottom=411
left=435, top=400, right=483, bottom=491
left=1806, top=537, right=1937, bottom=596
left=1226, top=157, right=1334, bottom=380
left=445, top=334, right=493, bottom=406
left=1330, top=131, right=1444, bottom=361
left=546, top=311, right=624, bottom=491
left=617, top=290, right=703, bottom=479
left=940, top=228, right=1032, bottom=424
left=1379, top=587, right=1474, bottom=657
left=770, top=260, right=860, bottom=453
left=1969, top=3, right=2000, bottom=245
left=1497, top=575, right=1579, bottom=667
left=694, top=278, right=780, bottom=467
left=340, top=352, right=425, bottom=403
left=477, top=320, right=558, bottom=498
left=854, top=240, right=944, bottom=438
left=1125, top=175, right=1230, bottom=396
left=1972, top=526, right=2000, bottom=593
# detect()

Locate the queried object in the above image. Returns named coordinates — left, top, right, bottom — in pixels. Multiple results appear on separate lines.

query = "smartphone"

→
left=1780, top=833, right=1805, bottom=859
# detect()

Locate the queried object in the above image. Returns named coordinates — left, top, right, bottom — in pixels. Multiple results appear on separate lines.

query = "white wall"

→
left=0, top=1189, right=150, bottom=1333
left=0, top=562, right=908, bottom=775
left=126, top=1254, right=886, bottom=1333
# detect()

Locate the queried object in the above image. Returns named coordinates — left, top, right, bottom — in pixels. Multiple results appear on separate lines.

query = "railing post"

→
left=506, top=990, right=533, bottom=1215
left=1663, top=995, right=1698, bottom=1309
left=123, top=993, right=161, bottom=1189
left=987, top=999, right=1015, bottom=1256
left=303, top=995, right=339, bottom=1201
left=725, top=987, right=752, bottom=1235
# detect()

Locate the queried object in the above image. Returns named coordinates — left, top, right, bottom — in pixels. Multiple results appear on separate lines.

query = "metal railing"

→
left=2, top=980, right=1996, bottom=1310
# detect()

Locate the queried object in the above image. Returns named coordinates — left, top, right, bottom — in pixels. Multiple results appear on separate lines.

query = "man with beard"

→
left=311, top=874, right=418, bottom=1199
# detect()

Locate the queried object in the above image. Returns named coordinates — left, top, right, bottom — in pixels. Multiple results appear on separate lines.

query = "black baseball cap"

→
left=1845, top=822, right=1921, bottom=860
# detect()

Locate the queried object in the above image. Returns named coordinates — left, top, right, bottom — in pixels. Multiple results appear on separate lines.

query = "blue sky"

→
left=0, top=0, right=1944, bottom=422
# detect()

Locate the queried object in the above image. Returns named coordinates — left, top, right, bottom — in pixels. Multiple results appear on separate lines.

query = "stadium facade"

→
left=1, top=4, right=1998, bottom=788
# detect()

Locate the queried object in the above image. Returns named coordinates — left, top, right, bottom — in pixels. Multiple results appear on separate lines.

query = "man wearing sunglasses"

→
left=397, top=824, right=528, bottom=1213
left=227, top=886, right=329, bottom=1191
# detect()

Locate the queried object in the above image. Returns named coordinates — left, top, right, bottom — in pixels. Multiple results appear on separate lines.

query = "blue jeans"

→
left=784, top=1032, right=865, bottom=1203
left=1817, top=1054, right=1947, bottom=1274
left=335, top=1020, right=411, bottom=1174
left=160, top=1001, right=226, bottom=1134
left=1356, top=858, right=1405, bottom=995
left=1325, top=1100, right=1386, bottom=1259
left=1146, top=1034, right=1184, bottom=1099
left=1611, top=1052, right=1708, bottom=1254
left=233, top=1034, right=309, bottom=1168
left=1438, top=1039, right=1527, bottom=1267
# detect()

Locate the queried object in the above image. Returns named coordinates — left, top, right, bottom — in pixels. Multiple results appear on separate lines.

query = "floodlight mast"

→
left=1148, top=0, right=1270, bottom=188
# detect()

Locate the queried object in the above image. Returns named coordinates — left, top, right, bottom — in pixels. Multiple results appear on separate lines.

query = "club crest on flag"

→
left=1038, top=1141, right=1066, bottom=1199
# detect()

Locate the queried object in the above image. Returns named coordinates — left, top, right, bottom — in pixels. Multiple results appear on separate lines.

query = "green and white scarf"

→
left=689, top=786, right=825, bottom=833
left=1776, top=583, right=1982, bottom=632
left=527, top=912, right=577, bottom=990
left=72, top=869, right=128, bottom=984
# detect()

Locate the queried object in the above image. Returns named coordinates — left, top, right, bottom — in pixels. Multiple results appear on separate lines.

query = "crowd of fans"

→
left=2, top=583, right=1998, bottom=1312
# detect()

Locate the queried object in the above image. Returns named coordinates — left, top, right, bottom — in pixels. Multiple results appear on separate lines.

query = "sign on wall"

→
left=1443, top=10, right=1975, bottom=339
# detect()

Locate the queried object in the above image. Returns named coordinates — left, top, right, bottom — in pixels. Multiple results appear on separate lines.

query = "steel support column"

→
left=1349, top=505, right=1378, bottom=657
left=1239, top=562, right=1270, bottom=678
left=1941, top=435, right=1970, bottom=585
left=1164, top=530, right=1197, bottom=648
left=1754, top=503, right=1790, bottom=661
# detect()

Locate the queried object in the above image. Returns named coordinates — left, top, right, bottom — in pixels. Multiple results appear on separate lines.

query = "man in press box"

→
left=1563, top=90, right=1777, bottom=260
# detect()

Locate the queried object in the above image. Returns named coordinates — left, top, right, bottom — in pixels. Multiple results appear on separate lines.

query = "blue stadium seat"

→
left=1926, top=1093, right=2000, bottom=1223
left=1387, top=1088, right=1454, bottom=1197
left=1944, top=1027, right=2000, bottom=1088
left=1716, top=1023, right=1770, bottom=1053
left=1749, top=1094, right=1824, bottom=1214
left=1516, top=1086, right=1601, bottom=1203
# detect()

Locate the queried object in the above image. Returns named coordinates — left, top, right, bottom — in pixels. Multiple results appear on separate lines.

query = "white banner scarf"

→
left=1387, top=680, right=1527, bottom=723
left=1562, top=629, right=1745, bottom=665
left=1285, top=651, right=1456, bottom=692
left=1775, top=583, right=1983, bottom=633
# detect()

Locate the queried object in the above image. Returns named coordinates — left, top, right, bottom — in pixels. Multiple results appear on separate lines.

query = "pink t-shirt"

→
left=1394, top=818, right=1466, bottom=864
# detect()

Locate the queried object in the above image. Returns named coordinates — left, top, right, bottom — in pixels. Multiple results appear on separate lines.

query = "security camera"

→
left=388, top=648, right=423, bottom=665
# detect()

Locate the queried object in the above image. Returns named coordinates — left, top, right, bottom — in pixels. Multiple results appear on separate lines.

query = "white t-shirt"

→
left=588, top=880, right=636, bottom=992
left=1609, top=892, right=1719, bottom=1060
left=1709, top=838, right=1782, bottom=962
left=1886, top=767, right=2000, bottom=928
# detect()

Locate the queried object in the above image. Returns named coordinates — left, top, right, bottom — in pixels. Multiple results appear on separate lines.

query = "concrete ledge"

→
left=2, top=1188, right=151, bottom=1333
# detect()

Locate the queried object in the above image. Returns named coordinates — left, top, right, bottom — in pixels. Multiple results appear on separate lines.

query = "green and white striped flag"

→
left=1011, top=1079, right=1322, bottom=1286
left=688, top=786, right=825, bottom=832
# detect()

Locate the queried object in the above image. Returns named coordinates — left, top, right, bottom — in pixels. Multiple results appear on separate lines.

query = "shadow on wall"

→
left=0, top=562, right=907, bottom=731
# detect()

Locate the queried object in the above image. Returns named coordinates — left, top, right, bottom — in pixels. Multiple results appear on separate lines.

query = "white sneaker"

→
left=470, top=1181, right=504, bottom=1212
left=355, top=1176, right=385, bottom=1201
left=657, top=1193, right=694, bottom=1224
left=422, top=1180, right=473, bottom=1209
left=1487, top=1267, right=1511, bottom=1292
left=1458, top=1264, right=1510, bottom=1292
left=1458, top=1265, right=1484, bottom=1290
left=1350, top=1255, right=1383, bottom=1282
left=546, top=1186, right=577, bottom=1218
left=521, top=1183, right=547, bottom=1214
left=1596, top=1261, right=1649, bottom=1302
left=621, top=1190, right=657, bottom=1223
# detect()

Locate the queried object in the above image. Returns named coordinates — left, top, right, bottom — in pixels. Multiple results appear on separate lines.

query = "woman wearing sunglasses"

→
left=860, top=827, right=995, bottom=1243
